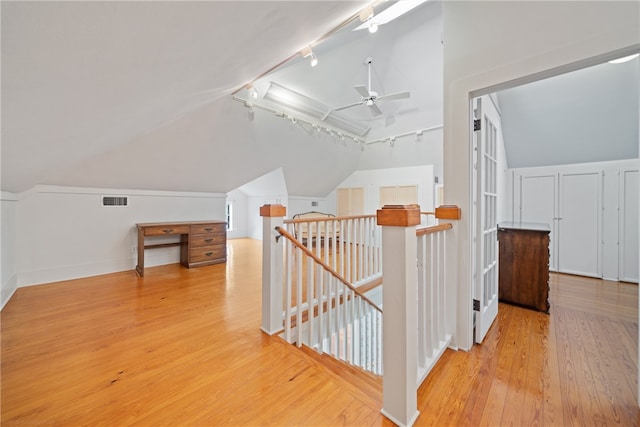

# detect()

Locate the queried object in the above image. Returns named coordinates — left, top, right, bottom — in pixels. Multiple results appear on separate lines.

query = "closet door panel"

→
left=558, top=172, right=601, bottom=278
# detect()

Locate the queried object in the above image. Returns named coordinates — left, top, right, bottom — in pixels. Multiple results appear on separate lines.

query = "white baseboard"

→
left=1, top=273, right=18, bottom=310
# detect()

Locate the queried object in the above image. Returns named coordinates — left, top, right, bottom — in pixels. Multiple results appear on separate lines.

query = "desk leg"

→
left=136, top=228, right=145, bottom=277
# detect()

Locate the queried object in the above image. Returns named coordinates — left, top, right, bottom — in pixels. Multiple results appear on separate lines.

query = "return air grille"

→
left=102, top=196, right=128, bottom=207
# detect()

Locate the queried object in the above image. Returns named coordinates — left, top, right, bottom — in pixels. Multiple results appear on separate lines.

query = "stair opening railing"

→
left=416, top=223, right=453, bottom=385
left=283, top=215, right=381, bottom=288
left=275, top=226, right=383, bottom=375
left=262, top=204, right=460, bottom=427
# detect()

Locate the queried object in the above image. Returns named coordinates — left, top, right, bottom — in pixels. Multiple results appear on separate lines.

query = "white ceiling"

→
left=2, top=1, right=637, bottom=197
left=1, top=1, right=367, bottom=194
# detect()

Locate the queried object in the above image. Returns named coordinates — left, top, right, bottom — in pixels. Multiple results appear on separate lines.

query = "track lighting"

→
left=608, top=53, right=639, bottom=64
left=358, top=6, right=378, bottom=34
left=354, top=1, right=429, bottom=32
left=301, top=46, right=318, bottom=67
left=246, top=84, right=258, bottom=99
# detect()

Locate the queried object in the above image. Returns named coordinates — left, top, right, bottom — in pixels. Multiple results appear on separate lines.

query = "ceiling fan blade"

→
left=368, top=103, right=383, bottom=117
left=377, top=91, right=411, bottom=102
left=333, top=101, right=363, bottom=112
left=353, top=85, right=370, bottom=98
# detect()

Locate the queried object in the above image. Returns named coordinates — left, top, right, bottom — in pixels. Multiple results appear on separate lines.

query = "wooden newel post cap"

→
left=435, top=205, right=461, bottom=220
left=260, top=204, right=286, bottom=217
left=376, top=204, right=421, bottom=226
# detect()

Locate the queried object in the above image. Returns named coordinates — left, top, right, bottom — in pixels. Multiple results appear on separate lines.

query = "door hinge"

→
left=473, top=119, right=481, bottom=131
left=473, top=299, right=480, bottom=311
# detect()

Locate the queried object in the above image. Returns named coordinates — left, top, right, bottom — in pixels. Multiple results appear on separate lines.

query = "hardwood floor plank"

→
left=2, top=241, right=638, bottom=426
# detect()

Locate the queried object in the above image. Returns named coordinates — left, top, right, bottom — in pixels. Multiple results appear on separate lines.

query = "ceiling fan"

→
left=333, top=57, right=410, bottom=117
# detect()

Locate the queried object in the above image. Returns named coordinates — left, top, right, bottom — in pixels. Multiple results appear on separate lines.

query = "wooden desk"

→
left=498, top=222, right=550, bottom=313
left=136, top=220, right=226, bottom=276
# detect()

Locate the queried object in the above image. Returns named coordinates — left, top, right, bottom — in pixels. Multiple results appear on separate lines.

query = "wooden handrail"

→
left=416, top=223, right=453, bottom=237
left=283, top=214, right=376, bottom=224
left=275, top=226, right=382, bottom=313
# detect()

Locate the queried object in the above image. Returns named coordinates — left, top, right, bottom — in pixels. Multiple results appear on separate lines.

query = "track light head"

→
left=246, top=84, right=258, bottom=99
left=301, top=46, right=318, bottom=67
left=309, top=53, right=318, bottom=67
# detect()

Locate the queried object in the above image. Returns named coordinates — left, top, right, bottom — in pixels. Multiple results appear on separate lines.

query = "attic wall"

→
left=288, top=196, right=336, bottom=218
left=15, top=186, right=225, bottom=287
left=332, top=165, right=435, bottom=225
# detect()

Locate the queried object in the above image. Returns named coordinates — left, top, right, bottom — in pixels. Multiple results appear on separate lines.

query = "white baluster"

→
left=285, top=240, right=293, bottom=343
left=296, top=246, right=303, bottom=347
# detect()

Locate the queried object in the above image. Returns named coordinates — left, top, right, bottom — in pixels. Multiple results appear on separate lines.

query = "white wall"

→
left=247, top=195, right=289, bottom=240
left=443, top=0, right=640, bottom=350
left=226, top=189, right=249, bottom=239
left=16, top=185, right=226, bottom=287
left=509, top=159, right=638, bottom=282
left=1, top=192, right=18, bottom=309
left=333, top=165, right=435, bottom=225
left=287, top=195, right=336, bottom=218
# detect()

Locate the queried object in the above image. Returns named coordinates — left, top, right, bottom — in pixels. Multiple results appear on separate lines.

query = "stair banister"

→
left=260, top=204, right=287, bottom=335
left=377, top=204, right=421, bottom=427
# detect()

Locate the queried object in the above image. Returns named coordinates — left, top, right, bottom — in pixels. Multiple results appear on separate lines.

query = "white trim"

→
left=18, top=185, right=226, bottom=200
left=1, top=191, right=18, bottom=201
left=380, top=409, right=420, bottom=427
left=1, top=273, right=18, bottom=310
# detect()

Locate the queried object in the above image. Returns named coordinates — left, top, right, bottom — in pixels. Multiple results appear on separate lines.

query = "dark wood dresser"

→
left=498, top=222, right=550, bottom=313
left=136, top=221, right=226, bottom=276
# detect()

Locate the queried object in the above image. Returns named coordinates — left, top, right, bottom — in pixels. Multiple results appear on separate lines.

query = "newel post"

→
left=377, top=204, right=421, bottom=427
left=260, top=204, right=286, bottom=335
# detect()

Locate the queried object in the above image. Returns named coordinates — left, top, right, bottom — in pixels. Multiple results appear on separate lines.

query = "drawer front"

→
left=190, top=233, right=226, bottom=247
left=144, top=225, right=190, bottom=236
left=189, top=246, right=226, bottom=263
left=191, top=223, right=225, bottom=235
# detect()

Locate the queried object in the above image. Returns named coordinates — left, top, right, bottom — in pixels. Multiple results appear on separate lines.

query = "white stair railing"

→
left=276, top=226, right=383, bottom=376
left=416, top=223, right=453, bottom=385
left=283, top=215, right=381, bottom=288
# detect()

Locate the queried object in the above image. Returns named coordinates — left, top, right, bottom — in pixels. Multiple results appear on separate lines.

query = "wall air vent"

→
left=102, top=195, right=128, bottom=207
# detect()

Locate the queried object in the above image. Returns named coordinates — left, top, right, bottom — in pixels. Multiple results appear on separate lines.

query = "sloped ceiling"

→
left=498, top=56, right=639, bottom=168
left=1, top=1, right=369, bottom=194
left=3, top=1, right=635, bottom=197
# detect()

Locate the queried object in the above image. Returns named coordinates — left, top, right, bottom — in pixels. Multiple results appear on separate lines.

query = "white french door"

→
left=472, top=96, right=499, bottom=344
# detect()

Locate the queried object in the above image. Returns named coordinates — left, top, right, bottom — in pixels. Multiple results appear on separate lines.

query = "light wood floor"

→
left=2, top=238, right=638, bottom=426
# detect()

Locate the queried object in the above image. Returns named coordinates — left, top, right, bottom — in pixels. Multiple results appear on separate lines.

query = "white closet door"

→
left=519, top=174, right=557, bottom=271
left=558, top=172, right=601, bottom=277
left=620, top=170, right=639, bottom=283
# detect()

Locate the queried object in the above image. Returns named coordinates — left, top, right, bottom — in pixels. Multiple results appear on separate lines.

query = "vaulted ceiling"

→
left=2, top=1, right=637, bottom=196
left=1, top=1, right=369, bottom=194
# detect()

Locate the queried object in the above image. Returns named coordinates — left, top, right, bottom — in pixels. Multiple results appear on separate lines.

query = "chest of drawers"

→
left=498, top=222, right=550, bottom=313
left=136, top=221, right=226, bottom=276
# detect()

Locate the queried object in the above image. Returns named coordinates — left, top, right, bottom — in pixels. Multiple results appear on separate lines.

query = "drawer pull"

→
left=204, top=227, right=214, bottom=232
left=204, top=238, right=213, bottom=243
left=205, top=252, right=213, bottom=257
left=163, top=229, right=173, bottom=233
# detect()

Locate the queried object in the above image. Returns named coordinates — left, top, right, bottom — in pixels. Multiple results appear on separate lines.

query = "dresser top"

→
left=498, top=221, right=550, bottom=232
left=137, top=220, right=225, bottom=228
